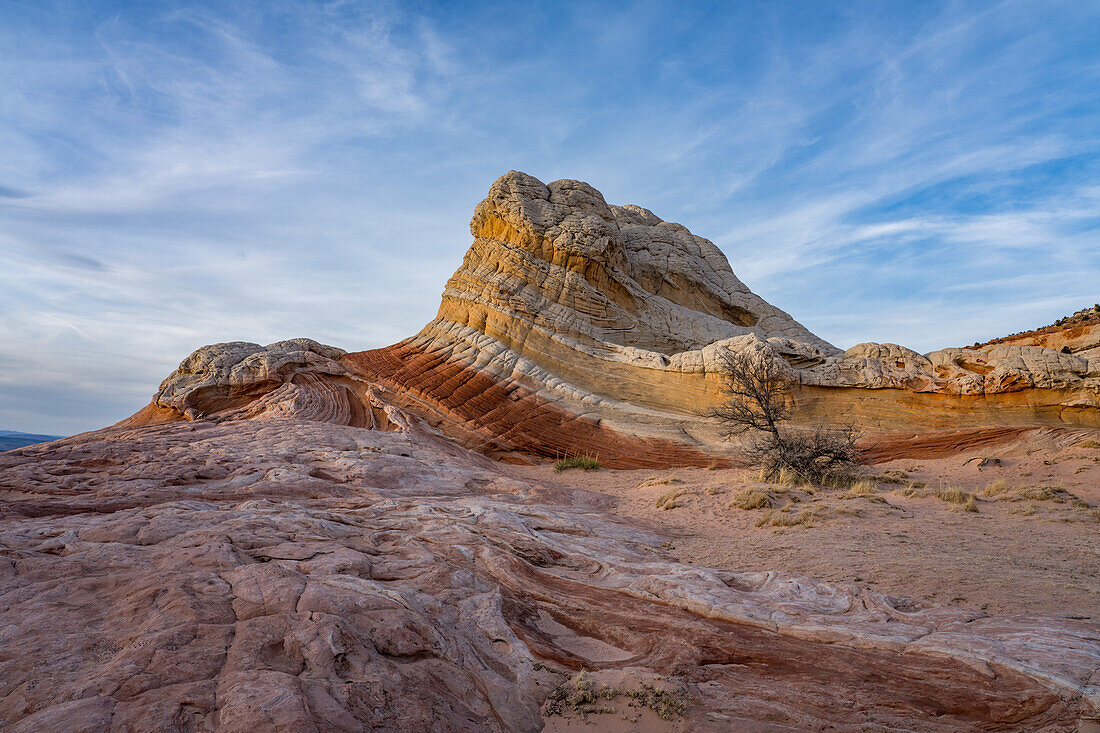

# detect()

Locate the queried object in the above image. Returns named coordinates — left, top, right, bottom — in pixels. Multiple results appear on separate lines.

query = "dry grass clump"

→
left=756, top=507, right=820, bottom=528
left=948, top=494, right=979, bottom=513
left=1009, top=503, right=1037, bottom=516
left=760, top=465, right=802, bottom=486
left=730, top=487, right=774, bottom=510
left=841, top=480, right=887, bottom=503
left=624, top=683, right=690, bottom=720
left=554, top=455, right=601, bottom=472
left=655, top=488, right=688, bottom=510
left=1079, top=439, right=1100, bottom=449
left=980, top=480, right=1088, bottom=507
left=938, top=486, right=971, bottom=504
left=895, top=484, right=979, bottom=512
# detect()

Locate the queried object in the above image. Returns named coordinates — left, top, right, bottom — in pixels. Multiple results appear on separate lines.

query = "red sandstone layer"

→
left=344, top=342, right=729, bottom=469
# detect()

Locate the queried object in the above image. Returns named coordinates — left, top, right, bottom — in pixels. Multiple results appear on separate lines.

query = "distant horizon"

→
left=3, top=0, right=1098, bottom=435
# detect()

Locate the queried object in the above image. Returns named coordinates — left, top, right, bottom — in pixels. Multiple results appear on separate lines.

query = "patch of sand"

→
left=507, top=429, right=1100, bottom=618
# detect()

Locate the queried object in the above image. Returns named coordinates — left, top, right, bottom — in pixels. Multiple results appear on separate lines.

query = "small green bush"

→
left=553, top=455, right=601, bottom=472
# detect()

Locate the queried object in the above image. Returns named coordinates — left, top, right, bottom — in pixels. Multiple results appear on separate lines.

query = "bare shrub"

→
left=705, top=348, right=863, bottom=486
left=756, top=507, right=820, bottom=528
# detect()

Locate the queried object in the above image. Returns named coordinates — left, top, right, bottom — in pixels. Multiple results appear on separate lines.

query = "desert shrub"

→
left=554, top=455, right=601, bottom=472
left=756, top=507, right=820, bottom=528
left=730, top=487, right=774, bottom=510
left=543, top=672, right=688, bottom=721
left=624, top=683, right=689, bottom=720
left=542, top=672, right=616, bottom=719
left=747, top=425, right=863, bottom=487
left=705, top=347, right=863, bottom=486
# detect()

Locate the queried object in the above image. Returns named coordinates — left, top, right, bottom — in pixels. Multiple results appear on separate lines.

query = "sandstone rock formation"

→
left=1, top=422, right=1097, bottom=730
left=127, top=171, right=1100, bottom=466
left=4, top=171, right=1100, bottom=731
left=973, top=304, right=1100, bottom=359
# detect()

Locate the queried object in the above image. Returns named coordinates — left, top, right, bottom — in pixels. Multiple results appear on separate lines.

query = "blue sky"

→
left=2, top=0, right=1098, bottom=435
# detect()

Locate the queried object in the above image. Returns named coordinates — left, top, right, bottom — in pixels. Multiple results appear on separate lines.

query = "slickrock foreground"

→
left=1, top=420, right=1098, bottom=731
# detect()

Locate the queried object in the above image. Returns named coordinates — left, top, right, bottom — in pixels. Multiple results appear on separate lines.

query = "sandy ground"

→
left=506, top=428, right=1100, bottom=619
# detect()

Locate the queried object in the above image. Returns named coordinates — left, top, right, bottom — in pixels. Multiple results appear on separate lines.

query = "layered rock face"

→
left=1, top=423, right=1097, bottom=731
left=974, top=305, right=1100, bottom=359
left=129, top=171, right=1099, bottom=466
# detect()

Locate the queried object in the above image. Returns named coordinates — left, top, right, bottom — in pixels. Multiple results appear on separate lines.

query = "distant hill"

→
left=0, top=430, right=64, bottom=451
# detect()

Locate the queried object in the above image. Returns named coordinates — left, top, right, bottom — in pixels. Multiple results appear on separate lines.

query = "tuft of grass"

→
left=894, top=484, right=978, bottom=511
left=938, top=486, right=972, bottom=505
left=949, top=495, right=979, bottom=513
left=730, top=487, right=774, bottom=510
left=756, top=507, right=820, bottom=528
left=841, top=480, right=886, bottom=502
left=759, top=465, right=802, bottom=486
left=656, top=489, right=688, bottom=510
left=554, top=455, right=601, bottom=472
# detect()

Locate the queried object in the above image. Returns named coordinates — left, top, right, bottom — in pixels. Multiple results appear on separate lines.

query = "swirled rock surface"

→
left=1, top=421, right=1097, bottom=731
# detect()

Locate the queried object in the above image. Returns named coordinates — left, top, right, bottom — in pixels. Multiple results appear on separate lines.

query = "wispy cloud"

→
left=1, top=0, right=1098, bottom=433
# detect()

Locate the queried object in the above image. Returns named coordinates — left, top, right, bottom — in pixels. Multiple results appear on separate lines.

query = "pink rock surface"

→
left=1, top=419, right=1097, bottom=731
